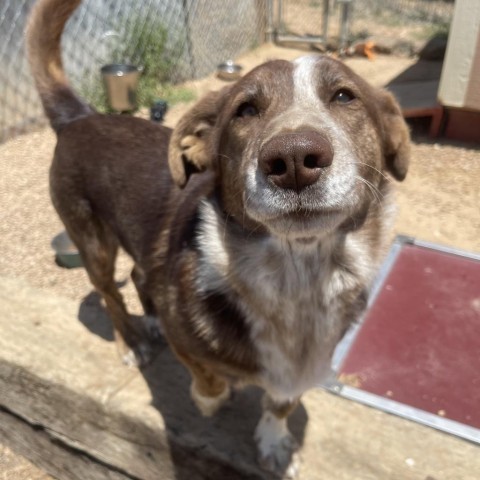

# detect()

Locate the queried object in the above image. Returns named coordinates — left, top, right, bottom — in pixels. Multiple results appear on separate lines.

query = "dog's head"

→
left=169, top=55, right=409, bottom=239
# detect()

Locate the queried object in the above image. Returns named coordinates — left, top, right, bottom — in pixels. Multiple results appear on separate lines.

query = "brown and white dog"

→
left=27, top=0, right=409, bottom=476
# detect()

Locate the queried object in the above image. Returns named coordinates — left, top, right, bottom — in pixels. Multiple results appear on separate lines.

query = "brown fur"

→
left=27, top=1, right=409, bottom=476
left=26, top=0, right=93, bottom=131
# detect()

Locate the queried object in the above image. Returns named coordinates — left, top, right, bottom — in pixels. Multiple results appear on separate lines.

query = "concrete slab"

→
left=1, top=275, right=478, bottom=479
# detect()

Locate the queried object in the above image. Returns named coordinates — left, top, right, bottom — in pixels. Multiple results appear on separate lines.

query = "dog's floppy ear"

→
left=377, top=90, right=410, bottom=181
left=169, top=87, right=231, bottom=188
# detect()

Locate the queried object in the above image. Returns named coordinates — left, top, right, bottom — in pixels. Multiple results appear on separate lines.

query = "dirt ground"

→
left=0, top=44, right=479, bottom=477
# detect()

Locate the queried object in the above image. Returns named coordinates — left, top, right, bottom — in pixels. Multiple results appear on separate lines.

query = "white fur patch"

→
left=196, top=200, right=230, bottom=292
left=190, top=381, right=230, bottom=417
left=255, top=411, right=289, bottom=455
left=254, top=411, right=300, bottom=478
left=293, top=55, right=323, bottom=107
left=243, top=239, right=346, bottom=401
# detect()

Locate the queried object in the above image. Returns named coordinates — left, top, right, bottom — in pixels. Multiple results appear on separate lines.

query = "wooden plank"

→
left=0, top=276, right=269, bottom=480
left=0, top=408, right=132, bottom=480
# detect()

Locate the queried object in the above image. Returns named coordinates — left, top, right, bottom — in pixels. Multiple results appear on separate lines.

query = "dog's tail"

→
left=26, top=0, right=94, bottom=132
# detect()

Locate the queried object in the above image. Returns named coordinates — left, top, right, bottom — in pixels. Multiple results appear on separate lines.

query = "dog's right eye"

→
left=236, top=102, right=259, bottom=118
left=332, top=89, right=356, bottom=104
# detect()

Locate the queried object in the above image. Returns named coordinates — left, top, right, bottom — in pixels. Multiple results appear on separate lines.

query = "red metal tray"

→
left=327, top=236, right=480, bottom=443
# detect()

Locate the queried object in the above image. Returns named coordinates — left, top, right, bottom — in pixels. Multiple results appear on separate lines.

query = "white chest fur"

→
left=234, top=238, right=357, bottom=402
left=196, top=201, right=372, bottom=402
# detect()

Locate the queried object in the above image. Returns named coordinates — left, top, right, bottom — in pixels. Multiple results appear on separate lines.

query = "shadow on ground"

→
left=78, top=292, right=308, bottom=480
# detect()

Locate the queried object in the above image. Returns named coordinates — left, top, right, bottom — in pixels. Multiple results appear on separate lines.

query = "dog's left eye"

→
left=236, top=102, right=259, bottom=118
left=332, top=89, right=356, bottom=104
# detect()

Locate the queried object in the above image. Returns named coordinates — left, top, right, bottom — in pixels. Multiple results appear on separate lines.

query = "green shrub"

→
left=121, top=15, right=175, bottom=83
left=84, top=14, right=195, bottom=111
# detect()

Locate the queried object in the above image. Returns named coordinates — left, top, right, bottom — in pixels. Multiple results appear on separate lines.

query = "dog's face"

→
left=170, top=55, right=409, bottom=239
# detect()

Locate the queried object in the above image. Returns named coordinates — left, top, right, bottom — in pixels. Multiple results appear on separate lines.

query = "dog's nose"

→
left=259, top=131, right=333, bottom=191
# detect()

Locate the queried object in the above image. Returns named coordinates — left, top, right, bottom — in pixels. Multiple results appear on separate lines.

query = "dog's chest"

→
left=196, top=204, right=364, bottom=400
left=233, top=243, right=354, bottom=400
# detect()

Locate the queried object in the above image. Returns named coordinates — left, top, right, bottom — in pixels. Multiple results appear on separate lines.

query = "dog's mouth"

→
left=269, top=206, right=343, bottom=223
left=245, top=199, right=348, bottom=238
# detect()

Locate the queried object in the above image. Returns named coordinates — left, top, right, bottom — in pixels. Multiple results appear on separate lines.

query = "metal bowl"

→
left=101, top=63, right=141, bottom=112
left=51, top=231, right=83, bottom=269
left=216, top=61, right=243, bottom=81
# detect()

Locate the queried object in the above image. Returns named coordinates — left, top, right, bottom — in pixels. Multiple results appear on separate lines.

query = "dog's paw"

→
left=121, top=348, right=141, bottom=368
left=117, top=340, right=154, bottom=368
left=179, top=122, right=211, bottom=170
left=258, top=440, right=300, bottom=479
left=190, top=382, right=231, bottom=417
left=255, top=412, right=300, bottom=478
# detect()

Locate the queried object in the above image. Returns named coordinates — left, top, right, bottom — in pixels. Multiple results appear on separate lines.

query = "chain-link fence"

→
left=0, top=0, right=266, bottom=143
left=1, top=0, right=454, bottom=144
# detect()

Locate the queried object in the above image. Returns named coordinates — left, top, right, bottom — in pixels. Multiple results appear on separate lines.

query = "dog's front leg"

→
left=255, top=394, right=300, bottom=479
left=178, top=353, right=231, bottom=416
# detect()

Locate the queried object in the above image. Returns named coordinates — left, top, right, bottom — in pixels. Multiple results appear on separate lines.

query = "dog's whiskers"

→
left=354, top=176, right=383, bottom=205
left=347, top=162, right=391, bottom=182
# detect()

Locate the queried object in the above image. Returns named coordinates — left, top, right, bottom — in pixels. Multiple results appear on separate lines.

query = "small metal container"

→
left=101, top=64, right=141, bottom=112
left=216, top=61, right=243, bottom=81
left=51, top=231, right=83, bottom=269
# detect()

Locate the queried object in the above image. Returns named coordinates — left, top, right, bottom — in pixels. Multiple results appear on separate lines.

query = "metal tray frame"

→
left=322, top=235, right=480, bottom=445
